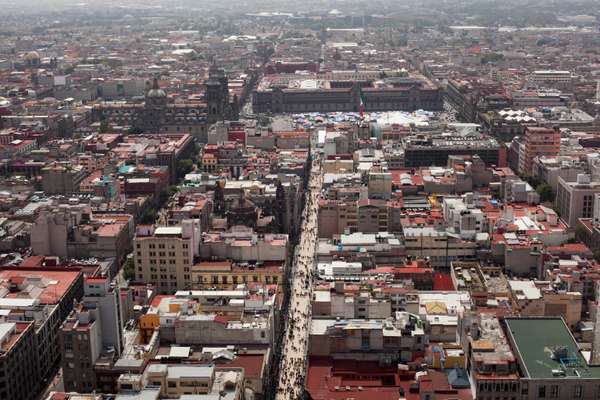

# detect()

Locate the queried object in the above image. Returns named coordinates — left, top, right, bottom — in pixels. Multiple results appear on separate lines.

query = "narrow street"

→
left=275, top=153, right=322, bottom=400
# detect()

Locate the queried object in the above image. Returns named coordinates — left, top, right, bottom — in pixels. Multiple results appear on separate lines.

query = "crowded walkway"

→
left=275, top=153, right=322, bottom=400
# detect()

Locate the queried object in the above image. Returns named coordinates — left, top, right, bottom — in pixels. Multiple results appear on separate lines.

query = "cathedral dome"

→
left=146, top=77, right=166, bottom=99
left=24, top=51, right=40, bottom=61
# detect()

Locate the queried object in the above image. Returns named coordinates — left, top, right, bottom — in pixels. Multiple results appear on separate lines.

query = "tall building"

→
left=0, top=267, right=84, bottom=400
left=60, top=277, right=124, bottom=393
left=529, top=70, right=573, bottom=89
left=556, top=175, right=600, bottom=227
left=41, top=161, right=87, bottom=194
left=31, top=205, right=133, bottom=269
left=82, top=277, right=123, bottom=355
left=60, top=304, right=103, bottom=393
left=0, top=322, right=37, bottom=400
left=134, top=220, right=201, bottom=293
left=518, top=126, right=561, bottom=175
left=403, top=132, right=501, bottom=168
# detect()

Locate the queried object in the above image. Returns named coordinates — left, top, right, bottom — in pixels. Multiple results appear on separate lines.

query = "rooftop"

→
left=504, top=317, right=600, bottom=379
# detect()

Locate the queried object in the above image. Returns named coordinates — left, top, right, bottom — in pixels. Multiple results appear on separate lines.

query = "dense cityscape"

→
left=1, top=1, right=600, bottom=399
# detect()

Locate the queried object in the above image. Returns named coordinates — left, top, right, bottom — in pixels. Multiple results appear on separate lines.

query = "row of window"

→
left=138, top=243, right=189, bottom=249
left=202, top=275, right=279, bottom=284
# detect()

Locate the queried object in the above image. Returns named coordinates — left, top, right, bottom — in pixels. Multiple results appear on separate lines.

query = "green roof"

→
left=504, top=317, right=600, bottom=379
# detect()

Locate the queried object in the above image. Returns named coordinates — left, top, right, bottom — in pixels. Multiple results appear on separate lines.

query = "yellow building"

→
left=134, top=223, right=200, bottom=293
left=191, top=260, right=283, bottom=290
left=201, top=153, right=217, bottom=172
left=430, top=344, right=465, bottom=369
left=139, top=295, right=182, bottom=343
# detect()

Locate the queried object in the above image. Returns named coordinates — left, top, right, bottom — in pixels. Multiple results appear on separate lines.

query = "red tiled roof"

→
left=225, top=354, right=265, bottom=379
left=306, top=357, right=420, bottom=400
left=0, top=268, right=82, bottom=304
left=433, top=273, right=455, bottom=291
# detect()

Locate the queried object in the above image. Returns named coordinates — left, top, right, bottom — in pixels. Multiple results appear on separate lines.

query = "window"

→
left=549, top=385, right=559, bottom=398
left=538, top=385, right=546, bottom=398
left=574, top=385, right=583, bottom=398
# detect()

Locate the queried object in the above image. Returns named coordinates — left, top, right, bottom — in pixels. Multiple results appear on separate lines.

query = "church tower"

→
left=206, top=65, right=229, bottom=123
left=143, top=76, right=167, bottom=131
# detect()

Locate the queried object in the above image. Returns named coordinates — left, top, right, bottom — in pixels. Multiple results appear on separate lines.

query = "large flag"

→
left=359, top=91, right=366, bottom=119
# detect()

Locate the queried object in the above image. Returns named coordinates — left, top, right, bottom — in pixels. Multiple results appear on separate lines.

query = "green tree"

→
left=481, top=53, right=504, bottom=64
left=536, top=184, right=555, bottom=203
left=122, top=257, right=135, bottom=281
left=176, top=159, right=194, bottom=180
left=99, top=119, right=110, bottom=133
left=138, top=208, right=157, bottom=224
left=128, top=126, right=144, bottom=135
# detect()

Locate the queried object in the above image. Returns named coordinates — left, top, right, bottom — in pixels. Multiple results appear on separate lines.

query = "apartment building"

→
left=466, top=313, right=520, bottom=400
left=0, top=267, right=84, bottom=400
left=139, top=289, right=276, bottom=348
left=556, top=174, right=600, bottom=227
left=191, top=260, right=283, bottom=289
left=41, top=161, right=88, bottom=194
left=309, top=312, right=426, bottom=363
left=134, top=221, right=201, bottom=293
left=199, top=228, right=288, bottom=262
left=60, top=304, right=103, bottom=393
left=518, top=126, right=561, bottom=176
left=0, top=322, right=37, bottom=400
left=31, top=205, right=134, bottom=269
left=403, top=227, right=478, bottom=268
left=529, top=70, right=572, bottom=88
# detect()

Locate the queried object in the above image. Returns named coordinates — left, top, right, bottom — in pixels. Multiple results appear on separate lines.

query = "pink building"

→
left=519, top=126, right=560, bottom=175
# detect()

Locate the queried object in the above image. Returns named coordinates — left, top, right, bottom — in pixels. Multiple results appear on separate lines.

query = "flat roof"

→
left=0, top=268, right=81, bottom=304
left=154, top=227, right=182, bottom=236
left=0, top=298, right=39, bottom=308
left=167, top=365, right=214, bottom=379
left=115, top=387, right=160, bottom=400
left=0, top=323, right=15, bottom=344
left=504, top=317, right=600, bottom=379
